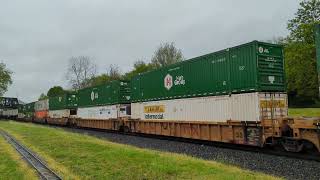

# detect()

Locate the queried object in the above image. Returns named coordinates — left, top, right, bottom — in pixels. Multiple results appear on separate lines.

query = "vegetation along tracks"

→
left=0, top=129, right=61, bottom=180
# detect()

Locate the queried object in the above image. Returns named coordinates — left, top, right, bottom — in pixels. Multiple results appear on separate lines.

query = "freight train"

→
left=3, top=40, right=320, bottom=154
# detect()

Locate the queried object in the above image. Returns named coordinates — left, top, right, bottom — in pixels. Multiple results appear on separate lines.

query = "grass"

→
left=0, top=121, right=280, bottom=180
left=0, top=133, right=38, bottom=180
left=288, top=108, right=320, bottom=117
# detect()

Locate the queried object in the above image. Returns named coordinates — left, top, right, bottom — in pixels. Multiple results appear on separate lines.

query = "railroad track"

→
left=0, top=129, right=61, bottom=180
left=9, top=120, right=320, bottom=162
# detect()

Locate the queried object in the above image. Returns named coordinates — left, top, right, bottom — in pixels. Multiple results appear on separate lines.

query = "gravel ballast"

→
left=58, top=127, right=320, bottom=180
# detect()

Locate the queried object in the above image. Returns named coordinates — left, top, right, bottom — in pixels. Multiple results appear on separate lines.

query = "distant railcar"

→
left=0, top=97, right=19, bottom=109
left=2, top=108, right=18, bottom=119
left=17, top=102, right=35, bottom=121
left=47, top=92, right=78, bottom=125
left=34, top=99, right=49, bottom=123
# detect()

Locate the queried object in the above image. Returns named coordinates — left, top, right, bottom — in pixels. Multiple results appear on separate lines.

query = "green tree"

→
left=151, top=42, right=184, bottom=68
left=123, top=60, right=154, bottom=80
left=287, top=0, right=320, bottom=44
left=90, top=74, right=111, bottom=86
left=38, top=93, right=48, bottom=100
left=285, top=43, right=318, bottom=104
left=284, top=0, right=320, bottom=106
left=47, top=86, right=66, bottom=97
left=0, top=63, right=12, bottom=96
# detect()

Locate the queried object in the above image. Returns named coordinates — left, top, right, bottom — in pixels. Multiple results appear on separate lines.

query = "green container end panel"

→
left=255, top=42, right=285, bottom=91
left=77, top=80, right=131, bottom=108
left=49, top=92, right=78, bottom=110
left=18, top=105, right=24, bottom=113
left=24, top=102, right=35, bottom=113
left=131, top=41, right=285, bottom=102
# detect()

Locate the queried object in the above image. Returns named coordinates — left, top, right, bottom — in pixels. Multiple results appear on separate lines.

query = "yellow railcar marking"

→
left=144, top=105, right=165, bottom=113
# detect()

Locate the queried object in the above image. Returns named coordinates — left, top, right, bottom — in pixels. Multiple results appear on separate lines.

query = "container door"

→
left=209, top=50, right=230, bottom=94
left=259, top=92, right=288, bottom=120
left=256, top=42, right=285, bottom=91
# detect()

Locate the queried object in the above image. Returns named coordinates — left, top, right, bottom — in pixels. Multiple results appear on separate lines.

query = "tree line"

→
left=282, top=0, right=320, bottom=106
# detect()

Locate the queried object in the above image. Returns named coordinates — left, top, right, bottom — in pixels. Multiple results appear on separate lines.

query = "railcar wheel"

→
left=124, top=126, right=130, bottom=133
left=301, top=140, right=320, bottom=156
left=120, top=126, right=130, bottom=133
left=281, top=138, right=303, bottom=153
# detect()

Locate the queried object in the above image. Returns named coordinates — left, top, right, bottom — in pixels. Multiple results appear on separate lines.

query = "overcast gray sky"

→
left=1, top=0, right=300, bottom=102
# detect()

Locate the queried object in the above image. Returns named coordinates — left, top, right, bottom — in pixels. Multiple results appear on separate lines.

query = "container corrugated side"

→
left=49, top=92, right=78, bottom=110
left=77, top=104, right=130, bottom=120
left=66, top=92, right=78, bottom=109
left=49, top=109, right=70, bottom=118
left=2, top=109, right=18, bottom=117
left=131, top=41, right=285, bottom=102
left=35, top=110, right=48, bottom=119
left=18, top=113, right=25, bottom=119
left=25, top=112, right=34, bottom=119
left=35, top=99, right=49, bottom=111
left=77, top=81, right=131, bottom=108
left=25, top=102, right=35, bottom=112
left=131, top=92, right=287, bottom=122
left=0, top=97, right=19, bottom=109
left=18, top=105, right=24, bottom=113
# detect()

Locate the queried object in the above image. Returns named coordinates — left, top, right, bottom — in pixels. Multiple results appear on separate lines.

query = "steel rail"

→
left=0, top=130, right=62, bottom=180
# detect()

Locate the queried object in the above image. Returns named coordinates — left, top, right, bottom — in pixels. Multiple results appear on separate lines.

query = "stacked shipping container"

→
left=132, top=92, right=287, bottom=122
left=17, top=105, right=25, bottom=119
left=18, top=102, right=35, bottom=120
left=34, top=99, right=49, bottom=121
left=0, top=97, right=19, bottom=119
left=131, top=41, right=287, bottom=122
left=25, top=102, right=35, bottom=119
left=48, top=92, right=78, bottom=119
left=1, top=109, right=18, bottom=118
left=0, top=97, right=19, bottom=109
left=77, top=81, right=131, bottom=120
left=15, top=41, right=288, bottom=123
left=132, top=41, right=285, bottom=102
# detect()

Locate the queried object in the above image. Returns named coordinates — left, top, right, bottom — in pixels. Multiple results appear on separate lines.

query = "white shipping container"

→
left=49, top=109, right=70, bottom=118
left=18, top=113, right=25, bottom=119
left=35, top=99, right=49, bottom=111
left=2, top=109, right=18, bottom=117
left=77, top=104, right=130, bottom=120
left=131, top=92, right=288, bottom=122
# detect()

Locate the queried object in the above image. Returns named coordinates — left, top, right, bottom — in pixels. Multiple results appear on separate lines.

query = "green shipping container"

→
left=19, top=102, right=35, bottom=117
left=18, top=104, right=24, bottom=113
left=25, top=102, right=35, bottom=112
left=49, top=92, right=78, bottom=110
left=77, top=80, right=131, bottom=107
left=131, top=41, right=285, bottom=102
